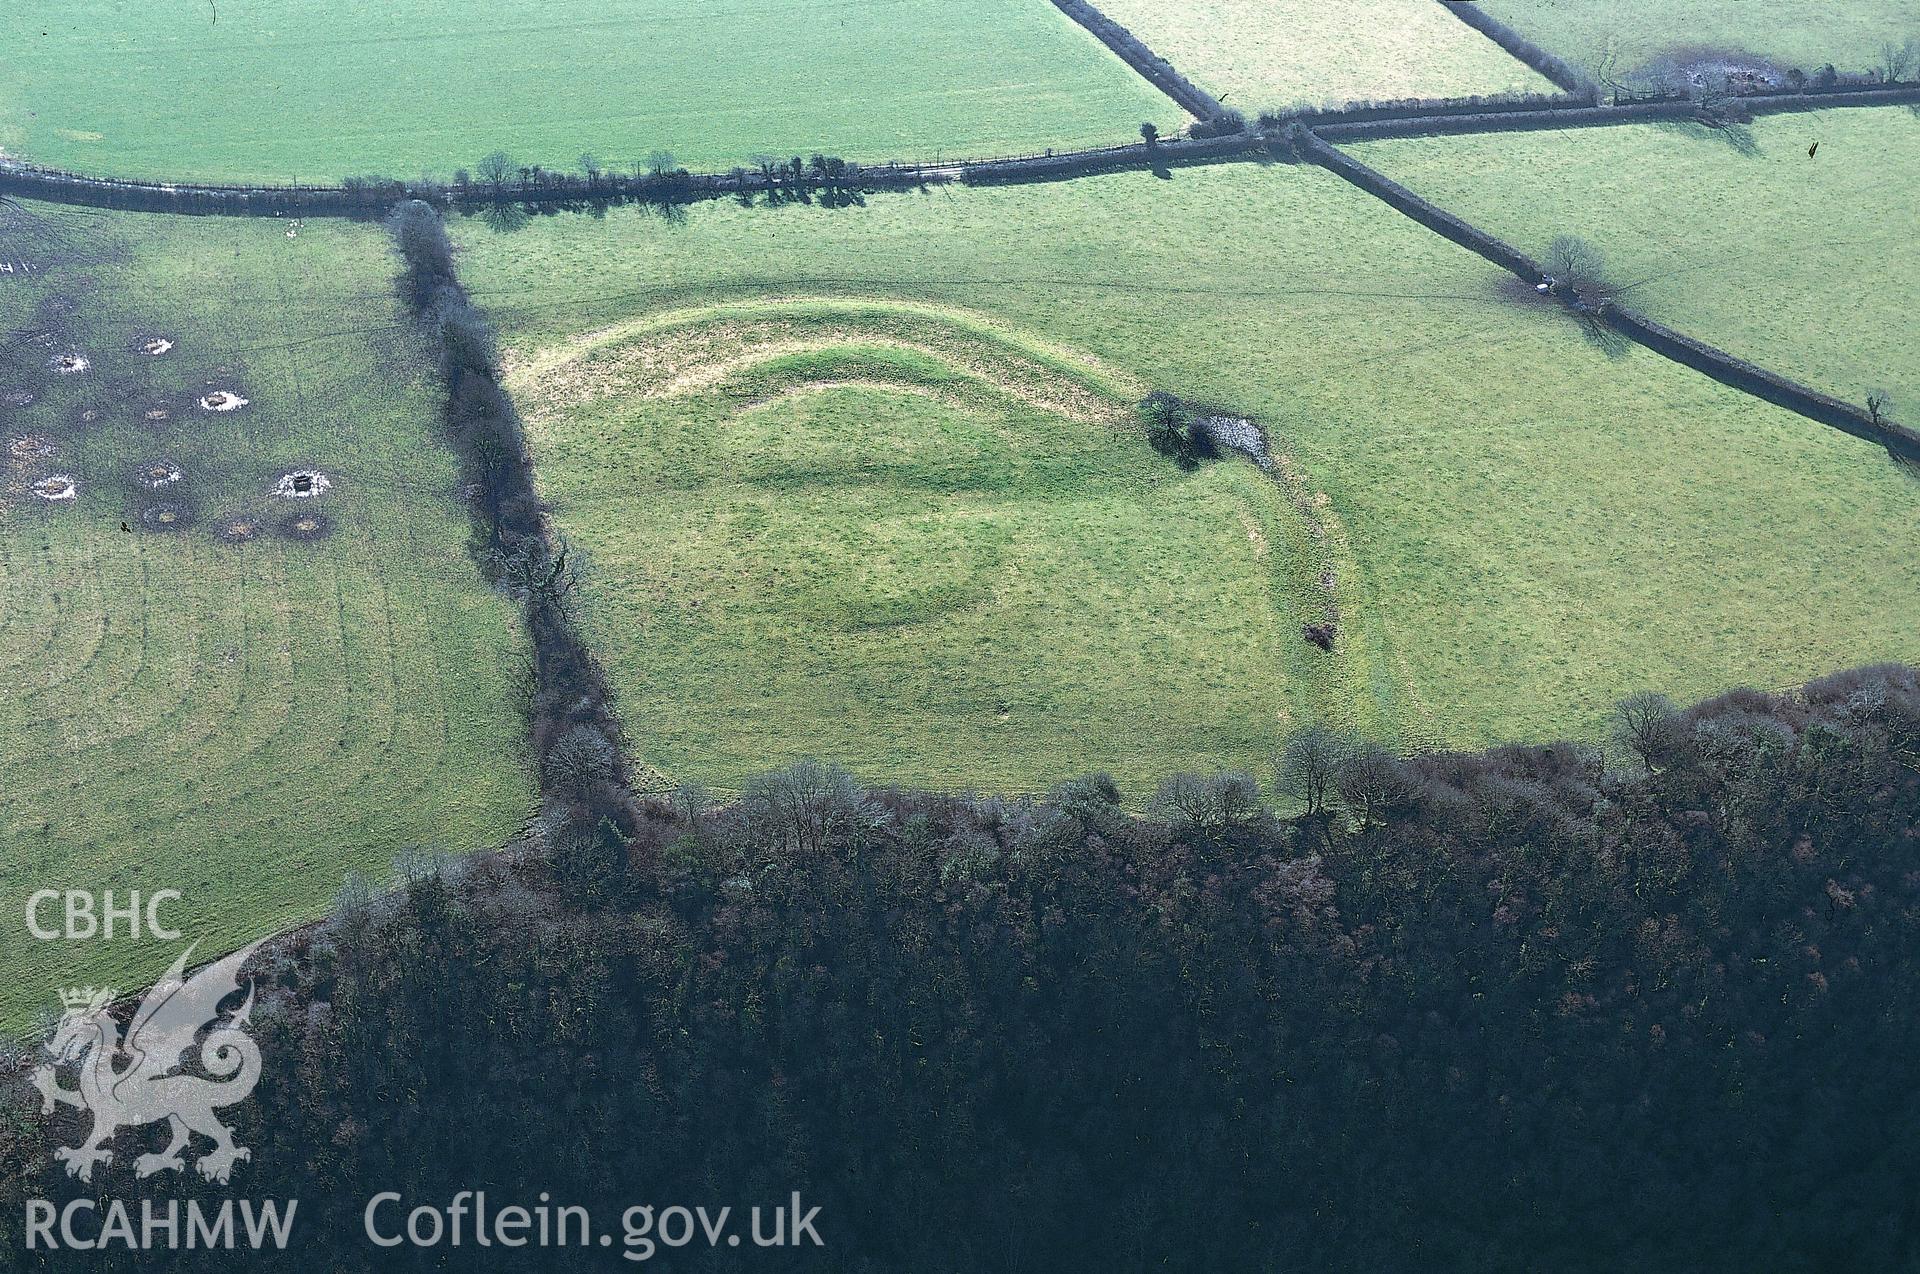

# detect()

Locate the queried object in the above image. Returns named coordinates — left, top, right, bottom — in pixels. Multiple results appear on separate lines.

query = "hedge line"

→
left=1312, top=82, right=1920, bottom=140
left=0, top=159, right=926, bottom=218
left=1436, top=0, right=1595, bottom=95
left=1299, top=129, right=1918, bottom=462
left=960, top=131, right=1266, bottom=183
left=1291, top=126, right=1544, bottom=277
left=387, top=201, right=641, bottom=849
left=1046, top=0, right=1226, bottom=119
left=1600, top=305, right=1920, bottom=462
left=8, top=82, right=1913, bottom=219
left=1260, top=89, right=1595, bottom=131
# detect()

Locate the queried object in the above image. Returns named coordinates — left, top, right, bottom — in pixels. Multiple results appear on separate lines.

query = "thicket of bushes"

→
left=5, top=665, right=1917, bottom=1271
left=389, top=201, right=636, bottom=849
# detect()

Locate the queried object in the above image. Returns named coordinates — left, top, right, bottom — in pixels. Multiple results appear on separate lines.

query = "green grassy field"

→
left=0, top=0, right=1176, bottom=184
left=0, top=201, right=532, bottom=1030
left=504, top=300, right=1320, bottom=795
left=457, top=162, right=1920, bottom=789
left=1474, top=0, right=1920, bottom=79
left=1092, top=0, right=1553, bottom=108
left=1348, top=107, right=1920, bottom=419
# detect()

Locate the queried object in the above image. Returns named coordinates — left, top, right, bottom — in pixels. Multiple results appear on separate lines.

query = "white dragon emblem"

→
left=33, top=941, right=264, bottom=1184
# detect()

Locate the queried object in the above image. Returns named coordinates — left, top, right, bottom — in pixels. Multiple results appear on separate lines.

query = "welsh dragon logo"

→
left=33, top=941, right=265, bottom=1184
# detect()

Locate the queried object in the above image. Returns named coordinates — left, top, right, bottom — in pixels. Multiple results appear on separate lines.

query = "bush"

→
left=1139, top=391, right=1220, bottom=470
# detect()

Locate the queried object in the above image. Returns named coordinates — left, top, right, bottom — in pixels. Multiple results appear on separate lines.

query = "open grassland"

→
left=1474, top=0, right=1920, bottom=80
left=505, top=300, right=1312, bottom=796
left=1092, top=0, right=1553, bottom=109
left=1348, top=107, right=1920, bottom=418
left=0, top=0, right=1175, bottom=185
left=0, top=201, right=532, bottom=1030
left=460, top=163, right=1920, bottom=783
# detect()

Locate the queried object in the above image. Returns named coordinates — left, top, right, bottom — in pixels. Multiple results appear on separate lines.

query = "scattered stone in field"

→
left=216, top=512, right=265, bottom=543
left=198, top=389, right=248, bottom=412
left=1200, top=415, right=1270, bottom=468
left=136, top=459, right=184, bottom=489
left=9, top=434, right=56, bottom=460
left=49, top=352, right=89, bottom=376
left=2, top=389, right=34, bottom=409
left=278, top=510, right=332, bottom=541
left=141, top=404, right=175, bottom=425
left=140, top=500, right=192, bottom=531
left=1302, top=621, right=1336, bottom=652
left=72, top=407, right=101, bottom=429
left=135, top=335, right=175, bottom=357
left=272, top=469, right=329, bottom=499
left=33, top=474, right=77, bottom=502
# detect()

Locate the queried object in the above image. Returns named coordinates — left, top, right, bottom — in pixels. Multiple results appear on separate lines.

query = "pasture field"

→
left=0, top=200, right=532, bottom=1029
left=457, top=162, right=1920, bottom=789
left=1474, top=0, right=1920, bottom=80
left=505, top=302, right=1315, bottom=795
left=1348, top=107, right=1920, bottom=418
left=1091, top=0, right=1553, bottom=109
left=0, top=0, right=1176, bottom=185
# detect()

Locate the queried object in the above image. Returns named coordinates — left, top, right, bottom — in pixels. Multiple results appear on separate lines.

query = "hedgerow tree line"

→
left=3, top=663, right=1915, bottom=1271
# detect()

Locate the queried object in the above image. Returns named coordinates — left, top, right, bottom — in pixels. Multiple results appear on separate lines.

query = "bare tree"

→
left=1543, top=234, right=1616, bottom=302
left=1866, top=388, right=1893, bottom=425
left=543, top=724, right=618, bottom=797
left=1275, top=725, right=1350, bottom=817
left=741, top=760, right=885, bottom=855
left=1334, top=746, right=1417, bottom=831
left=1152, top=772, right=1263, bottom=835
left=1613, top=692, right=1680, bottom=771
left=476, top=150, right=515, bottom=192
left=1877, top=37, right=1917, bottom=84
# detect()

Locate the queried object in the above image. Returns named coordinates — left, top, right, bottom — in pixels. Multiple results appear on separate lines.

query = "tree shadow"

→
left=1576, top=312, right=1634, bottom=360
left=474, top=203, right=529, bottom=235
left=1653, top=117, right=1762, bottom=157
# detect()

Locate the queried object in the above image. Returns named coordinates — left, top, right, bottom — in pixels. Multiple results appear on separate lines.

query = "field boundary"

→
left=1297, top=127, right=1920, bottom=463
left=1597, top=306, right=1920, bottom=462
left=1435, top=0, right=1596, bottom=96
left=389, top=203, right=644, bottom=849
left=1290, top=126, right=1543, bottom=276
left=1313, top=83, right=1920, bottom=140
left=5, top=84, right=1914, bottom=217
left=0, top=132, right=1278, bottom=215
left=1044, top=0, right=1227, bottom=120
